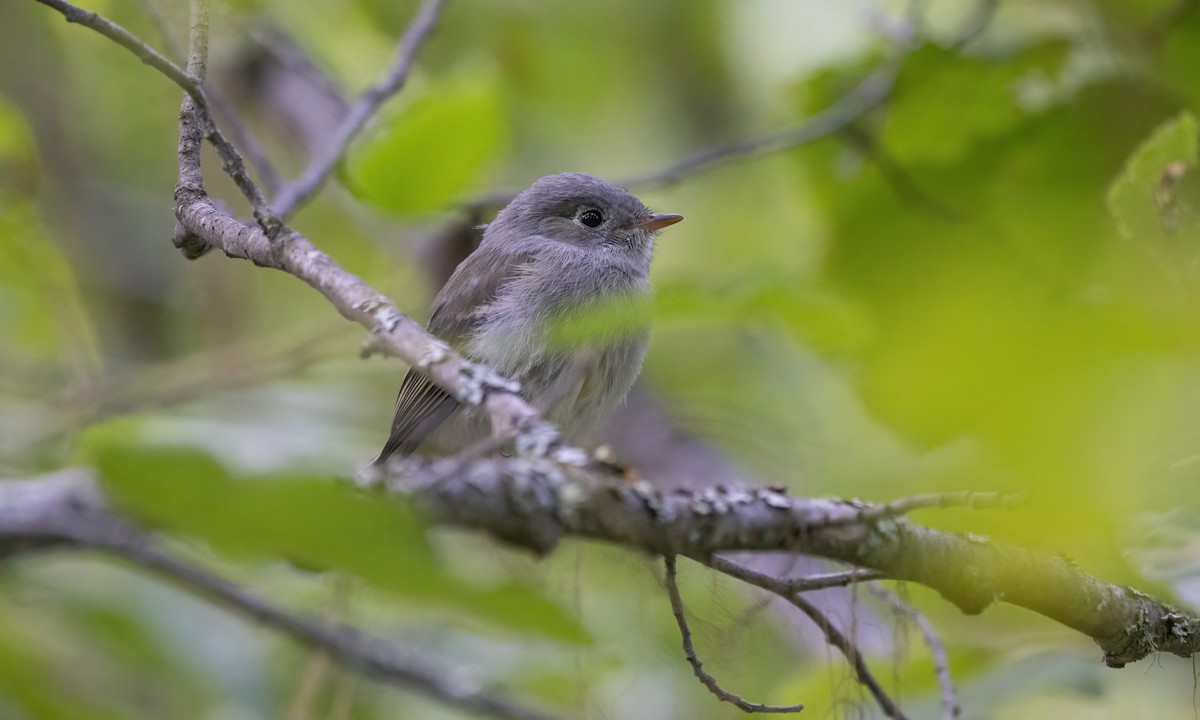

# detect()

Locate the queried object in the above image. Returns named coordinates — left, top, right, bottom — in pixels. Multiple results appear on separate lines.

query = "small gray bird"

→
left=375, top=172, right=682, bottom=463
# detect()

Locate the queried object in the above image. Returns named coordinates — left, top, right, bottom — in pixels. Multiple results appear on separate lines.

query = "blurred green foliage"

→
left=6, top=0, right=1200, bottom=717
left=345, top=71, right=507, bottom=215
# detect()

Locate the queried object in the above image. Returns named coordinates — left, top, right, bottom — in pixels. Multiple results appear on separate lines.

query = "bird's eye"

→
left=578, top=209, right=604, bottom=228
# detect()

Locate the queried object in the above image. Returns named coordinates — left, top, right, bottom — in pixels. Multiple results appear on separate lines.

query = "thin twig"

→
left=464, top=0, right=1001, bottom=212
left=708, top=557, right=908, bottom=720
left=35, top=0, right=281, bottom=233
left=663, top=556, right=805, bottom=714
left=795, top=491, right=1017, bottom=530
left=271, top=0, right=446, bottom=219
left=869, top=585, right=959, bottom=720
left=465, top=67, right=896, bottom=210
left=35, top=0, right=199, bottom=94
left=618, top=66, right=893, bottom=191
left=850, top=491, right=1017, bottom=523
left=778, top=569, right=885, bottom=593
left=208, top=86, right=283, bottom=195
left=138, top=0, right=282, bottom=193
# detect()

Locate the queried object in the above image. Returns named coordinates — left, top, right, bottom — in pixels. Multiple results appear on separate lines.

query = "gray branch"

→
left=36, top=0, right=281, bottom=233
left=79, top=0, right=558, bottom=454
left=370, top=455, right=1200, bottom=669
left=464, top=67, right=895, bottom=211
left=271, top=0, right=446, bottom=219
left=31, top=0, right=1199, bottom=714
left=0, top=475, right=563, bottom=720
left=138, top=0, right=283, bottom=193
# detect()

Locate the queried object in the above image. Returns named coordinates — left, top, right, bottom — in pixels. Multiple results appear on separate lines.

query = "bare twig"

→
left=209, top=86, right=284, bottom=195
left=775, top=569, right=885, bottom=593
left=0, top=479, right=562, bottom=720
left=138, top=0, right=282, bottom=193
left=849, top=490, right=1016, bottom=523
left=102, top=0, right=547, bottom=450
left=465, top=67, right=896, bottom=210
left=35, top=0, right=281, bottom=233
left=463, top=0, right=1000, bottom=213
left=663, top=556, right=805, bottom=714
left=35, top=0, right=1200, bottom=697
left=619, top=67, right=894, bottom=191
left=707, top=557, right=907, bottom=720
left=35, top=0, right=199, bottom=95
left=869, top=585, right=959, bottom=720
left=271, top=0, right=446, bottom=219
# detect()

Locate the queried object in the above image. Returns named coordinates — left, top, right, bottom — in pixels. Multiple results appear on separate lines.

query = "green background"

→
left=5, top=0, right=1200, bottom=717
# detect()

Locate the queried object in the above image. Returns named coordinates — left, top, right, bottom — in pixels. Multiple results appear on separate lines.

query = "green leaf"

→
left=344, top=73, right=505, bottom=216
left=94, top=445, right=590, bottom=644
left=1106, top=111, right=1199, bottom=244
left=97, top=445, right=434, bottom=579
left=883, top=42, right=1070, bottom=165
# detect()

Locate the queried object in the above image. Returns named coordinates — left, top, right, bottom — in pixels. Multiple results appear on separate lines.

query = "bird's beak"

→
left=634, top=213, right=684, bottom=232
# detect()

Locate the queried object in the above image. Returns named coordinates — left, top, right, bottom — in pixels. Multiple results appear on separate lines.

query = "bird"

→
left=375, top=172, right=682, bottom=464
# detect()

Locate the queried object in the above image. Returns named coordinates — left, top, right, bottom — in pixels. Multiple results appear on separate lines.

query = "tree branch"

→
left=466, top=67, right=896, bottom=211
left=138, top=0, right=283, bottom=193
left=271, top=0, right=446, bottom=219
left=462, top=0, right=1000, bottom=213
left=108, top=0, right=554, bottom=455
left=761, top=568, right=885, bottom=593
left=35, top=0, right=280, bottom=232
left=662, top=555, right=805, bottom=714
left=369, top=455, right=1200, bottom=669
left=35, top=0, right=199, bottom=96
left=0, top=476, right=564, bottom=720
left=32, top=0, right=1195, bottom=710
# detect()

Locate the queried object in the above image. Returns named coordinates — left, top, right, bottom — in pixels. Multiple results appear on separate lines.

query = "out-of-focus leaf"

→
left=0, top=93, right=39, bottom=193
left=1160, top=10, right=1200, bottom=112
left=0, top=202, right=100, bottom=371
left=1106, top=111, right=1198, bottom=244
left=0, top=613, right=129, bottom=720
left=344, top=73, right=505, bottom=216
left=883, top=42, right=1070, bottom=165
left=97, top=444, right=434, bottom=577
left=93, top=444, right=589, bottom=644
left=655, top=282, right=873, bottom=353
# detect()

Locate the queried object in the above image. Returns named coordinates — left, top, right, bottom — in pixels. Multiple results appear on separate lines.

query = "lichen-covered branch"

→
left=371, top=455, right=1200, bottom=669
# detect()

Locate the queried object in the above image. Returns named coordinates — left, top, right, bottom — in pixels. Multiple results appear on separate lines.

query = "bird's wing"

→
left=374, top=242, right=539, bottom=463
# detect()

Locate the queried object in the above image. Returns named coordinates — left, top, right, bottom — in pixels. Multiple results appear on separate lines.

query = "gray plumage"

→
left=375, top=172, right=682, bottom=463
